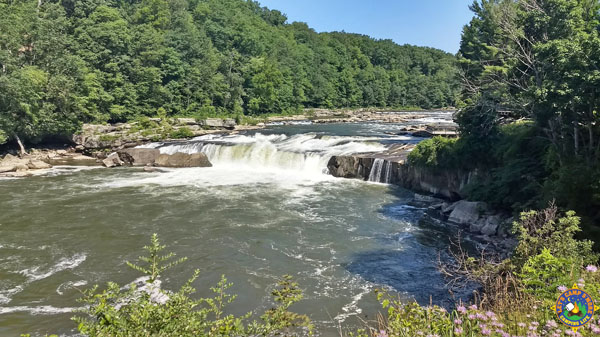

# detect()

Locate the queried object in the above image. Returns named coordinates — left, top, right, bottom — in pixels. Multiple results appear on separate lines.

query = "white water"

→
left=368, top=158, right=393, bottom=184
left=144, top=133, right=387, bottom=177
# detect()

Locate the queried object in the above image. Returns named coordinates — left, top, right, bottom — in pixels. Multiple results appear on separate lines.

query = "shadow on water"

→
left=344, top=186, right=476, bottom=308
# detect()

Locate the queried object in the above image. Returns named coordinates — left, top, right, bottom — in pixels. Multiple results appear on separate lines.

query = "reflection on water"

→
left=1, top=122, right=464, bottom=337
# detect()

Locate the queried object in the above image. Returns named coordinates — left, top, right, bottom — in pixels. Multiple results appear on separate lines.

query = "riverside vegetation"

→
left=8, top=0, right=600, bottom=336
left=409, top=0, right=600, bottom=237
left=21, top=205, right=600, bottom=337
left=0, top=0, right=458, bottom=152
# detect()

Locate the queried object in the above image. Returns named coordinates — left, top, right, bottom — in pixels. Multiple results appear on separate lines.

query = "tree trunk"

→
left=574, top=124, right=579, bottom=156
left=14, top=134, right=26, bottom=157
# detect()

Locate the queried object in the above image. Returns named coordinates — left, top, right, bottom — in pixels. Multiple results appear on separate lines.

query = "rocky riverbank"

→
left=327, top=150, right=514, bottom=244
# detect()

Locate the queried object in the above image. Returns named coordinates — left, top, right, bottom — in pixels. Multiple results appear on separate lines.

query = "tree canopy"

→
left=0, top=0, right=459, bottom=145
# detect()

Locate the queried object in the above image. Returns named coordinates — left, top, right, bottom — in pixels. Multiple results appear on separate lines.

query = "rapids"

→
left=0, top=121, right=467, bottom=337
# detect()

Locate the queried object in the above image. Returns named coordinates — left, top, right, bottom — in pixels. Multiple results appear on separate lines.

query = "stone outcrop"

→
left=102, top=153, right=124, bottom=168
left=73, top=118, right=242, bottom=153
left=327, top=145, right=473, bottom=200
left=156, top=152, right=212, bottom=168
left=0, top=150, right=97, bottom=178
left=447, top=200, right=487, bottom=224
left=117, top=148, right=160, bottom=166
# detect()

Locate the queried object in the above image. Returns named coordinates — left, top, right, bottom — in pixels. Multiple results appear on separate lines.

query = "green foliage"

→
left=0, top=0, right=459, bottom=146
left=519, top=248, right=574, bottom=301
left=73, top=234, right=311, bottom=337
left=170, top=127, right=194, bottom=139
left=126, top=233, right=187, bottom=282
left=407, top=137, right=460, bottom=169
left=377, top=206, right=600, bottom=336
left=512, top=207, right=598, bottom=268
left=0, top=130, right=7, bottom=145
left=453, top=0, right=600, bottom=221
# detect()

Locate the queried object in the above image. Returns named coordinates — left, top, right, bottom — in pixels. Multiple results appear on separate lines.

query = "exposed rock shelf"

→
left=327, top=145, right=473, bottom=200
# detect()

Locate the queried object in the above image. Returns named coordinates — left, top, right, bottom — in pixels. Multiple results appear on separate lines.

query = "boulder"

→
left=27, top=160, right=52, bottom=170
left=448, top=200, right=487, bottom=225
left=204, top=118, right=225, bottom=128
left=117, top=148, right=160, bottom=166
left=0, top=165, right=15, bottom=173
left=441, top=201, right=458, bottom=214
left=469, top=219, right=486, bottom=234
left=102, top=153, right=124, bottom=168
left=176, top=118, right=197, bottom=125
left=156, top=152, right=212, bottom=168
left=481, top=215, right=502, bottom=236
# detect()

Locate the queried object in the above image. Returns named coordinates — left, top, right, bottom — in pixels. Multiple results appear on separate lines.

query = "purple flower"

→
left=476, top=313, right=488, bottom=320
left=518, top=322, right=527, bottom=328
left=558, top=285, right=568, bottom=292
left=545, top=320, right=558, bottom=328
left=454, top=327, right=463, bottom=335
left=376, top=330, right=388, bottom=337
left=457, top=305, right=467, bottom=314
left=454, top=318, right=462, bottom=325
left=469, top=304, right=478, bottom=310
left=468, top=314, right=476, bottom=320
left=481, top=328, right=491, bottom=336
left=485, top=311, right=496, bottom=318
left=587, top=265, right=598, bottom=272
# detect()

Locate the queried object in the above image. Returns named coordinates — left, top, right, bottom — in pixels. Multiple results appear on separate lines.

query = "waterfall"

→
left=147, top=133, right=387, bottom=176
left=368, top=158, right=393, bottom=184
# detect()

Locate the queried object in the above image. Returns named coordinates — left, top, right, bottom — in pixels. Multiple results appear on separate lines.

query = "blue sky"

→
left=258, top=0, right=475, bottom=54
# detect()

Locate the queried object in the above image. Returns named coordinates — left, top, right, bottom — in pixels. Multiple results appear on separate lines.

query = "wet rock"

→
left=27, top=159, right=52, bottom=170
left=103, top=153, right=124, bottom=168
left=156, top=152, right=212, bottom=168
left=1, top=171, right=33, bottom=178
left=117, top=148, right=160, bottom=166
left=143, top=166, right=164, bottom=173
left=448, top=200, right=487, bottom=225
left=413, top=194, right=444, bottom=204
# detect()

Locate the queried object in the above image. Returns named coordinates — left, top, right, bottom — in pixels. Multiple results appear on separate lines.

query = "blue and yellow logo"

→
left=551, top=284, right=598, bottom=332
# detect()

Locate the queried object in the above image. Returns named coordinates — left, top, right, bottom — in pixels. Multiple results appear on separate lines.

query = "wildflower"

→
left=476, top=313, right=488, bottom=320
left=469, top=304, right=478, bottom=310
left=457, top=305, right=467, bottom=314
left=545, top=320, right=558, bottom=329
left=530, top=321, right=539, bottom=326
left=587, top=265, right=598, bottom=272
left=593, top=326, right=600, bottom=334
left=518, top=322, right=527, bottom=328
left=558, top=285, right=568, bottom=292
left=454, top=319, right=462, bottom=325
left=485, top=311, right=496, bottom=318
left=468, top=314, right=476, bottom=320
left=377, top=330, right=388, bottom=337
left=481, top=328, right=491, bottom=335
left=454, top=327, right=463, bottom=335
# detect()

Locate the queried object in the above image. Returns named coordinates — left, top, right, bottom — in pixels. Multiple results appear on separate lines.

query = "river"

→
left=0, top=117, right=467, bottom=336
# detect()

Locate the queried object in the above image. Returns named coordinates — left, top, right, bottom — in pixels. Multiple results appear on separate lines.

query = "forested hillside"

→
left=410, top=0, right=600, bottom=228
left=0, top=0, right=458, bottom=145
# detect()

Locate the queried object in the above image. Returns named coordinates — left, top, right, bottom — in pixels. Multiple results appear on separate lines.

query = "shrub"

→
left=72, top=234, right=312, bottom=337
left=408, top=136, right=460, bottom=169
left=170, top=127, right=194, bottom=139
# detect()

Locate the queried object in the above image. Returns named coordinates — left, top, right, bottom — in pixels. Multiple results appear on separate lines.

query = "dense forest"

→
left=0, top=0, right=458, bottom=146
left=410, top=0, right=600, bottom=231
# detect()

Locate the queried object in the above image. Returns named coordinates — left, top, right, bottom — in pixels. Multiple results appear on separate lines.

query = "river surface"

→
left=0, top=118, right=466, bottom=336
